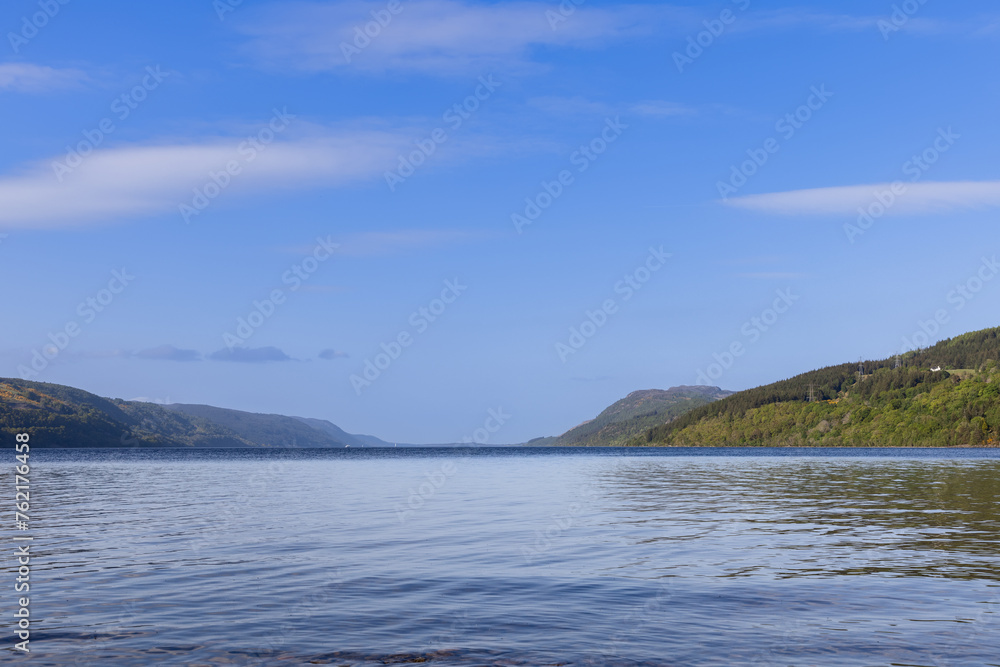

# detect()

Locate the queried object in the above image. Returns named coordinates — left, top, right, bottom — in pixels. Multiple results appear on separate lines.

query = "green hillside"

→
left=163, top=404, right=359, bottom=448
left=636, top=327, right=1000, bottom=447
left=0, top=379, right=254, bottom=447
left=555, top=386, right=732, bottom=446
left=0, top=379, right=364, bottom=448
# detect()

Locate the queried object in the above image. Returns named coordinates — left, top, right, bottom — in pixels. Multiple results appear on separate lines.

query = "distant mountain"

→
left=0, top=378, right=384, bottom=448
left=0, top=379, right=252, bottom=448
left=292, top=416, right=375, bottom=447
left=636, top=326, right=1000, bottom=447
left=162, top=404, right=359, bottom=448
left=552, top=386, right=733, bottom=446
left=291, top=416, right=427, bottom=447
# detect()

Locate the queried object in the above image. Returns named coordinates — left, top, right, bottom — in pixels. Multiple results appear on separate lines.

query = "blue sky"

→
left=1, top=0, right=999, bottom=443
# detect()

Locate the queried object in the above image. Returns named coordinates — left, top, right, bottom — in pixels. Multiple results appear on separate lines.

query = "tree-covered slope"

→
left=162, top=404, right=358, bottom=448
left=555, top=386, right=732, bottom=446
left=0, top=378, right=253, bottom=447
left=0, top=379, right=140, bottom=447
left=636, top=327, right=1000, bottom=447
left=0, top=378, right=363, bottom=448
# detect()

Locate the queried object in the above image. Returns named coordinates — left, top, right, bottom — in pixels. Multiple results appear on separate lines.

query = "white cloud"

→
left=338, top=229, right=487, bottom=255
left=528, top=96, right=695, bottom=118
left=236, top=3, right=998, bottom=76
left=0, top=127, right=414, bottom=228
left=726, top=181, right=1000, bottom=217
left=737, top=272, right=808, bottom=280
left=733, top=9, right=1000, bottom=37
left=209, top=346, right=294, bottom=362
left=630, top=100, right=695, bottom=117
left=0, top=63, right=87, bottom=92
left=528, top=96, right=615, bottom=117
left=732, top=9, right=878, bottom=34
left=237, top=0, right=679, bottom=74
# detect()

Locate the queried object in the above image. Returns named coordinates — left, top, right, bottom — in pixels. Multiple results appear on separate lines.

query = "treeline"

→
left=639, top=325, right=1000, bottom=447
left=907, top=327, right=1000, bottom=370
left=556, top=387, right=730, bottom=447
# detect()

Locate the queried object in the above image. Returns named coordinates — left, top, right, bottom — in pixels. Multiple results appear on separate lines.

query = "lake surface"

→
left=4, top=447, right=1000, bottom=666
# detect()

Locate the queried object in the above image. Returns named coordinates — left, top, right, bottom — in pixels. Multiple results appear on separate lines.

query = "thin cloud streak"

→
left=0, top=129, right=413, bottom=228
left=0, top=63, right=88, bottom=92
left=237, top=0, right=687, bottom=75
left=209, top=346, right=294, bottom=363
left=233, top=2, right=984, bottom=77
left=135, top=345, right=202, bottom=362
left=726, top=181, right=1000, bottom=217
left=338, top=229, right=488, bottom=256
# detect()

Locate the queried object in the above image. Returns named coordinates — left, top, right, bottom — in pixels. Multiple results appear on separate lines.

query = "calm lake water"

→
left=4, top=447, right=1000, bottom=666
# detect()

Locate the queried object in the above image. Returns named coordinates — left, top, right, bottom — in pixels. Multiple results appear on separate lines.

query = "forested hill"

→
left=0, top=378, right=381, bottom=448
left=636, top=327, right=1000, bottom=447
left=554, top=386, right=732, bottom=446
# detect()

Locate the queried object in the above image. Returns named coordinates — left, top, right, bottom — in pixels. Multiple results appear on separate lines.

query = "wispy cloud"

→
left=0, top=127, right=413, bottom=229
left=726, top=181, right=1000, bottom=217
left=279, top=229, right=483, bottom=257
left=234, top=2, right=995, bottom=78
left=209, top=346, right=294, bottom=363
left=337, top=229, right=486, bottom=256
left=237, top=0, right=683, bottom=75
left=528, top=96, right=616, bottom=117
left=135, top=345, right=202, bottom=362
left=318, top=348, right=349, bottom=360
left=528, top=96, right=695, bottom=118
left=0, top=63, right=88, bottom=92
left=737, top=272, right=808, bottom=280
left=630, top=100, right=695, bottom=117
left=732, top=8, right=1000, bottom=37
left=731, top=9, right=878, bottom=34
left=295, top=284, right=349, bottom=293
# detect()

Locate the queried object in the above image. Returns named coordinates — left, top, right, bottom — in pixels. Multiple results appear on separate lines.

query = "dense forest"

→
left=554, top=386, right=731, bottom=446
left=636, top=327, right=1000, bottom=447
left=0, top=378, right=367, bottom=448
